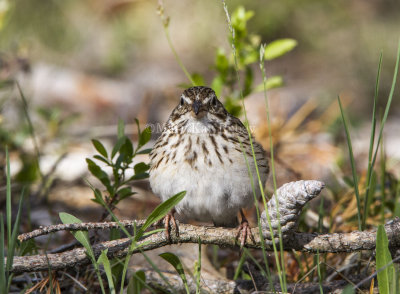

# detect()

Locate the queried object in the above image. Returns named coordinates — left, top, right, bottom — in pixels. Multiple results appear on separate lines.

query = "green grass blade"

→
left=6, top=189, right=25, bottom=275
left=140, top=250, right=174, bottom=291
left=159, top=252, right=190, bottom=294
left=16, top=82, right=43, bottom=180
left=370, top=41, right=400, bottom=197
left=222, top=2, right=286, bottom=290
left=337, top=96, right=362, bottom=231
left=59, top=212, right=106, bottom=293
left=136, top=191, right=186, bottom=240
left=195, top=239, right=201, bottom=294
left=259, top=43, right=287, bottom=291
left=127, top=270, right=150, bottom=294
left=365, top=171, right=377, bottom=223
left=98, top=250, right=116, bottom=294
left=380, top=143, right=386, bottom=224
left=233, top=252, right=246, bottom=280
left=376, top=224, right=394, bottom=294
left=87, top=186, right=185, bottom=294
left=316, top=251, right=323, bottom=294
left=6, top=147, right=11, bottom=241
left=59, top=213, right=95, bottom=259
left=362, top=53, right=382, bottom=230
left=394, top=180, right=400, bottom=218
left=0, top=215, right=6, bottom=294
left=157, top=3, right=195, bottom=86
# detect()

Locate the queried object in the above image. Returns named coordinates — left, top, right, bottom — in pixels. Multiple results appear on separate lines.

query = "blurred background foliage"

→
left=1, top=0, right=399, bottom=105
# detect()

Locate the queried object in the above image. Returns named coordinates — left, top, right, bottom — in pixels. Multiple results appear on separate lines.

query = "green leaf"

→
left=136, top=191, right=186, bottom=240
left=118, top=119, right=125, bottom=139
left=159, top=252, right=190, bottom=294
left=129, top=173, right=149, bottom=181
left=376, top=224, right=394, bottom=294
left=134, top=162, right=150, bottom=175
left=215, top=48, right=229, bottom=75
left=127, top=271, right=146, bottom=294
left=211, top=76, right=224, bottom=98
left=264, top=39, right=297, bottom=60
left=254, top=76, right=284, bottom=92
left=111, top=136, right=127, bottom=159
left=117, top=187, right=135, bottom=202
left=93, top=155, right=110, bottom=165
left=224, top=96, right=242, bottom=117
left=59, top=212, right=95, bottom=260
left=191, top=73, right=205, bottom=86
left=97, top=250, right=115, bottom=294
left=86, top=158, right=111, bottom=190
left=93, top=188, right=105, bottom=205
left=136, top=148, right=152, bottom=155
left=92, top=139, right=108, bottom=158
left=117, top=187, right=133, bottom=198
left=120, top=137, right=134, bottom=160
left=135, top=118, right=141, bottom=137
left=138, top=127, right=152, bottom=148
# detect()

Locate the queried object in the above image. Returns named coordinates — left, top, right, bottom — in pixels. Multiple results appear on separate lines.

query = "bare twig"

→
left=18, top=220, right=146, bottom=242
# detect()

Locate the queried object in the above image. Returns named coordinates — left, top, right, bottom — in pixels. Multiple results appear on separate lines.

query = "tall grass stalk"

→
left=195, top=239, right=202, bottom=294
left=361, top=41, right=399, bottom=229
left=362, top=53, right=382, bottom=230
left=258, top=43, right=287, bottom=290
left=316, top=251, right=323, bottom=294
left=1, top=147, right=25, bottom=293
left=157, top=1, right=196, bottom=86
left=6, top=147, right=11, bottom=241
left=222, top=1, right=287, bottom=291
left=16, top=82, right=44, bottom=180
left=337, top=96, right=362, bottom=231
left=369, top=41, right=400, bottom=178
left=239, top=140, right=273, bottom=285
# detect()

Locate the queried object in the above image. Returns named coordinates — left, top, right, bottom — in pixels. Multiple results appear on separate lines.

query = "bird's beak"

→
left=192, top=100, right=201, bottom=115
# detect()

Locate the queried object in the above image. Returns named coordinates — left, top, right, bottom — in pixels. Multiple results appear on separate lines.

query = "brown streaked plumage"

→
left=149, top=86, right=269, bottom=246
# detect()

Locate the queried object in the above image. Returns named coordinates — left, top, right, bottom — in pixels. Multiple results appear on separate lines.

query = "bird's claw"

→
left=161, top=212, right=179, bottom=241
left=235, top=210, right=255, bottom=249
left=236, top=219, right=255, bottom=248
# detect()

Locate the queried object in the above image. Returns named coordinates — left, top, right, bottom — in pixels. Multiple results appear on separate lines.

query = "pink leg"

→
left=235, top=209, right=255, bottom=248
left=162, top=209, right=179, bottom=241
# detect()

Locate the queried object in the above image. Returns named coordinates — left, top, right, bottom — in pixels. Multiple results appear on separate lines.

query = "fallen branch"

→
left=10, top=217, right=400, bottom=273
left=9, top=180, right=400, bottom=274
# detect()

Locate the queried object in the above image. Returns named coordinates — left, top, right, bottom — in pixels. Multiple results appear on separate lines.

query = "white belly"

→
left=149, top=133, right=268, bottom=226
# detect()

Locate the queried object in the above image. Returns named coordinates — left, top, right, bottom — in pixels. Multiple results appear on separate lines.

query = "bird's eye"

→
left=180, top=98, right=184, bottom=106
left=212, top=97, right=217, bottom=106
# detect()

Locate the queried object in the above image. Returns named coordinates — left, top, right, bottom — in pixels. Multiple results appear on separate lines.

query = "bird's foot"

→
left=156, top=211, right=179, bottom=241
left=235, top=210, right=255, bottom=248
